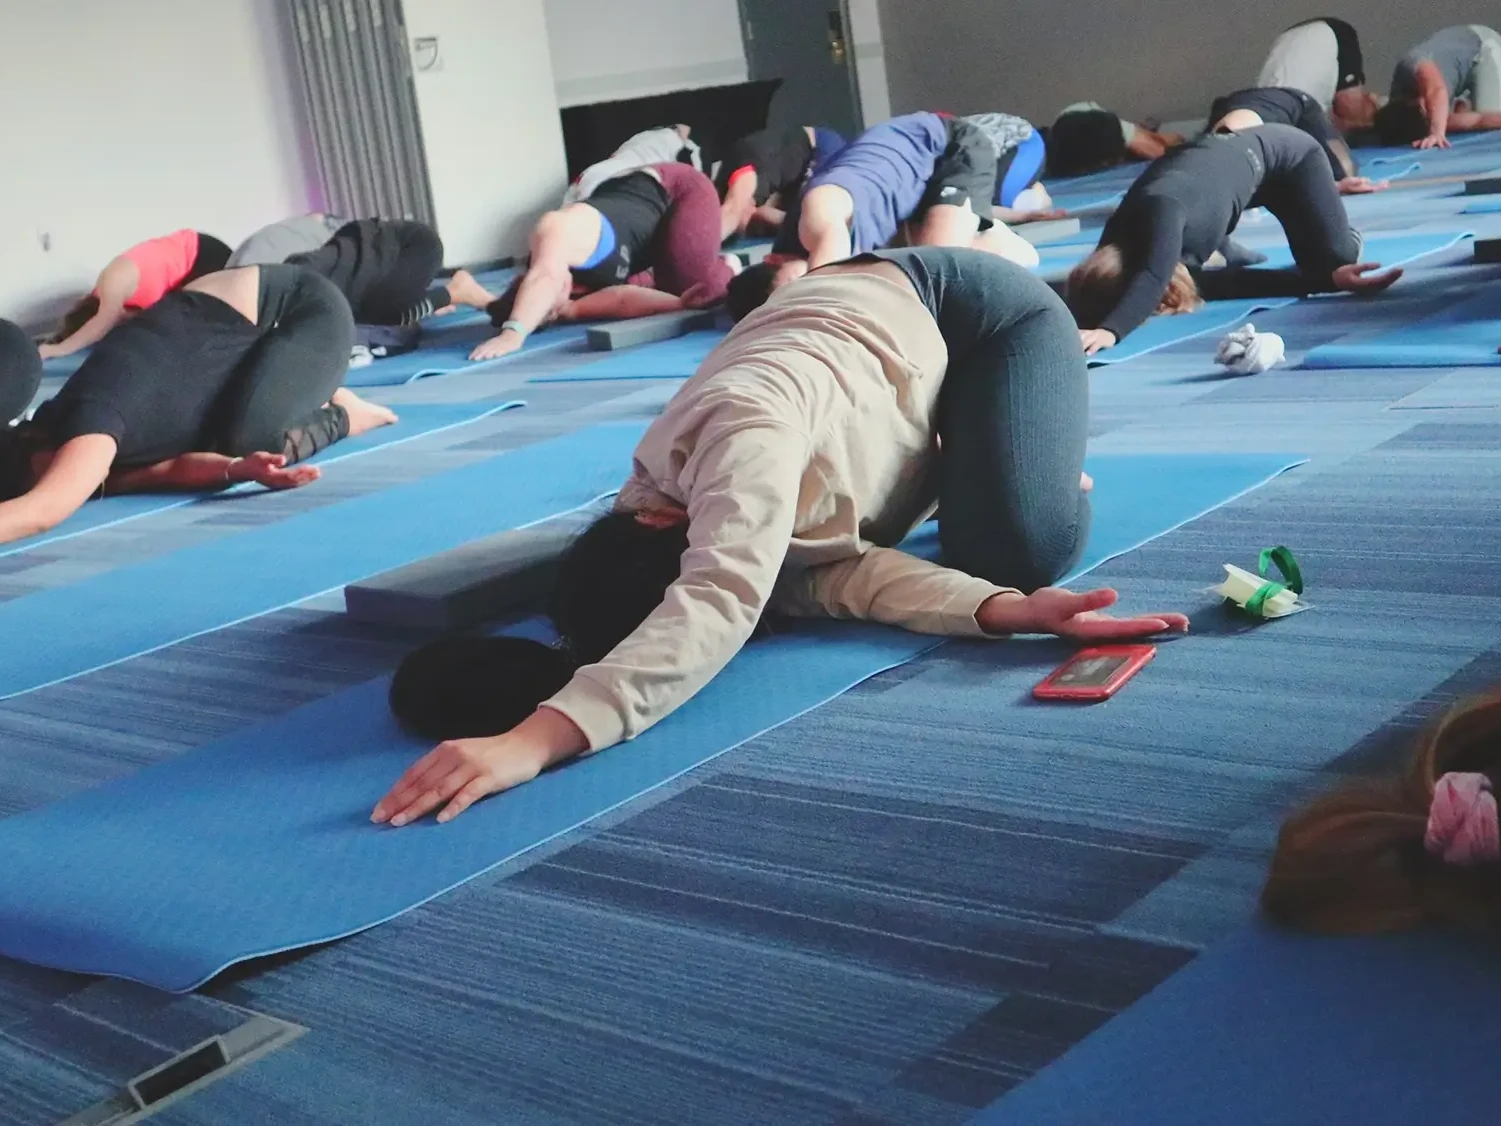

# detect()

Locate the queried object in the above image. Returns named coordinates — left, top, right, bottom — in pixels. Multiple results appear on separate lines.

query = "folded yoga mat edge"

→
left=0, top=452, right=1305, bottom=992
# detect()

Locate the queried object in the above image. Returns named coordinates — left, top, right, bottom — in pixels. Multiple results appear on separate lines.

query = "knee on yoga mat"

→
left=1263, top=687, right=1501, bottom=936
left=1065, top=247, right=1200, bottom=328
left=391, top=511, right=694, bottom=740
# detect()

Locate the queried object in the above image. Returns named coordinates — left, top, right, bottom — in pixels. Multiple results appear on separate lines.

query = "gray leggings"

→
left=870, top=248, right=1091, bottom=591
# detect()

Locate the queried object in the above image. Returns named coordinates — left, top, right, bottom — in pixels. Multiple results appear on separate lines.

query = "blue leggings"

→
left=996, top=130, right=1047, bottom=207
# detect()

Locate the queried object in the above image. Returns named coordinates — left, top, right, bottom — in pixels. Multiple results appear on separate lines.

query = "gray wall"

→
left=877, top=2, right=1489, bottom=125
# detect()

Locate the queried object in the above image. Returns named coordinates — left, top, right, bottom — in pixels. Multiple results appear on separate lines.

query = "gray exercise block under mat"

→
left=344, top=525, right=577, bottom=630
left=586, top=310, right=718, bottom=351
left=1017, top=217, right=1081, bottom=245
left=1475, top=237, right=1501, bottom=263
left=1464, top=177, right=1501, bottom=196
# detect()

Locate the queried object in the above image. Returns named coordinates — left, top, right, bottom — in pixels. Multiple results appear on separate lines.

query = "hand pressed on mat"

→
left=977, top=587, right=1189, bottom=642
left=1078, top=328, right=1116, bottom=356
left=372, top=706, right=589, bottom=827
left=1333, top=262, right=1403, bottom=294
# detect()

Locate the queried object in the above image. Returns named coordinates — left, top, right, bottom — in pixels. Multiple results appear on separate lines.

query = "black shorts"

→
left=915, top=117, right=996, bottom=229
left=574, top=172, right=671, bottom=290
left=185, top=232, right=233, bottom=284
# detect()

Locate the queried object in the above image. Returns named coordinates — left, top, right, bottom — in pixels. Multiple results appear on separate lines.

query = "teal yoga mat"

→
left=0, top=451, right=1303, bottom=991
left=528, top=329, right=726, bottom=383
left=1303, top=284, right=1501, bottom=368
left=1087, top=299, right=1299, bottom=367
left=0, top=421, right=643, bottom=700
left=0, top=401, right=525, bottom=560
left=344, top=324, right=591, bottom=387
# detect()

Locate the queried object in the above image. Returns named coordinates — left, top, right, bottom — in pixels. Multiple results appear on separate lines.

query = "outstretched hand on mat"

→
left=977, top=587, right=1190, bottom=642
left=1332, top=262, right=1403, bottom=295
left=228, top=452, right=321, bottom=490
left=372, top=707, right=590, bottom=827
left=1337, top=177, right=1388, bottom=195
left=470, top=331, right=525, bottom=362
left=1078, top=329, right=1116, bottom=356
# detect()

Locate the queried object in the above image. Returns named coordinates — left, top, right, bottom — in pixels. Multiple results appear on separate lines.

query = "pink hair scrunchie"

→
left=1425, top=773, right=1501, bottom=867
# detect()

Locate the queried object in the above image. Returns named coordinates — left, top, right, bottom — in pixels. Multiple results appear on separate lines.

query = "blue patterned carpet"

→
left=4, top=155, right=1501, bottom=1123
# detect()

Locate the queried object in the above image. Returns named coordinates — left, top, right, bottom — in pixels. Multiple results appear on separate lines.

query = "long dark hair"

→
left=389, top=510, right=692, bottom=740
left=52, top=295, right=100, bottom=344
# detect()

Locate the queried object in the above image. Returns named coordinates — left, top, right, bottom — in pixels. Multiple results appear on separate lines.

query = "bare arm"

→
left=1125, top=129, right=1181, bottom=161
left=42, top=259, right=137, bottom=358
left=562, top=285, right=691, bottom=321
left=1415, top=61, right=1452, bottom=143
left=750, top=200, right=787, bottom=231
left=719, top=173, right=759, bottom=241
left=0, top=433, right=116, bottom=544
left=799, top=185, right=854, bottom=269
left=1448, top=109, right=1501, bottom=133
left=108, top=450, right=321, bottom=494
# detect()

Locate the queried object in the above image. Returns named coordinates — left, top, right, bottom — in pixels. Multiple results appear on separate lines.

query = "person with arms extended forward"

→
left=1066, top=125, right=1402, bottom=356
left=372, top=248, right=1187, bottom=827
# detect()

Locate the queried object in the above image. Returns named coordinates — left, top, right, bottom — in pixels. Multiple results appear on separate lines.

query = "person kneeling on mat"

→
left=727, top=112, right=1042, bottom=316
left=40, top=228, right=233, bottom=362
left=1208, top=87, right=1383, bottom=194
left=564, top=125, right=702, bottom=206
left=371, top=248, right=1188, bottom=827
left=227, top=213, right=348, bottom=268
left=1263, top=686, right=1501, bottom=934
left=470, top=164, right=739, bottom=362
left=1376, top=25, right=1501, bottom=149
left=1045, top=103, right=1185, bottom=177
left=0, top=266, right=395, bottom=545
left=1258, top=17, right=1380, bottom=133
left=1066, top=125, right=1403, bottom=357
left=715, top=124, right=847, bottom=241
left=287, top=219, right=497, bottom=329
left=961, top=112, right=1064, bottom=223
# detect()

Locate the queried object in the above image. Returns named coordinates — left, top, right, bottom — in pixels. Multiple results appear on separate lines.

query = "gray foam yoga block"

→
left=1016, top=217, right=1081, bottom=245
left=344, top=525, right=577, bottom=630
left=1464, top=177, right=1501, bottom=196
left=1474, top=237, right=1501, bottom=263
left=586, top=310, right=718, bottom=351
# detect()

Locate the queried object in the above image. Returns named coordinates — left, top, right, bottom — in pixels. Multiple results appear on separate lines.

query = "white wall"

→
left=877, top=1, right=1501, bottom=128
left=0, top=0, right=317, bottom=327
left=405, top=0, right=568, bottom=261
left=543, top=0, right=748, bottom=106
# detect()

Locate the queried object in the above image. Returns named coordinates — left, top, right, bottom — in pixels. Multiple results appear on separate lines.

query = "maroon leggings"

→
left=639, top=163, right=733, bottom=301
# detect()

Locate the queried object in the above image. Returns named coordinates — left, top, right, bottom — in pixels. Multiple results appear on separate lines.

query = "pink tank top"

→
left=116, top=229, right=200, bottom=309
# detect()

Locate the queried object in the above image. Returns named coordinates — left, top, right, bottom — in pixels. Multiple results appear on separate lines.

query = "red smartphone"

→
left=1033, top=644, right=1156, bottom=702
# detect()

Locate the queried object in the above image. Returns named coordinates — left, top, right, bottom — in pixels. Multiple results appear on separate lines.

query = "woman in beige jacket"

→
left=374, top=248, right=1187, bottom=827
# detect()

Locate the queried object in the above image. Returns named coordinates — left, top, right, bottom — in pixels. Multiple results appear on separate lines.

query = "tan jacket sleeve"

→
left=775, top=547, right=1016, bottom=638
left=544, top=422, right=810, bottom=752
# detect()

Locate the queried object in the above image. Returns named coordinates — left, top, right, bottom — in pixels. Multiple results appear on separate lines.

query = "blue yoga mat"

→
left=968, top=923, right=1501, bottom=1126
left=0, top=451, right=1304, bottom=991
left=529, top=329, right=726, bottom=383
left=345, top=324, right=591, bottom=387
left=0, top=401, right=525, bottom=561
left=1303, top=284, right=1501, bottom=369
left=0, top=422, right=642, bottom=700
left=1462, top=194, right=1501, bottom=213
left=1088, top=299, right=1298, bottom=367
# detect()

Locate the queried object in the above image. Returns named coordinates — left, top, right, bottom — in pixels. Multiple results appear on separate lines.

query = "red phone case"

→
left=1032, top=644, right=1157, bottom=702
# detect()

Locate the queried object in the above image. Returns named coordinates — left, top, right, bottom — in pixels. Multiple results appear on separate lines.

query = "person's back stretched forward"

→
left=371, top=248, right=1188, bottom=827
left=0, top=265, right=395, bottom=545
left=1066, top=124, right=1403, bottom=356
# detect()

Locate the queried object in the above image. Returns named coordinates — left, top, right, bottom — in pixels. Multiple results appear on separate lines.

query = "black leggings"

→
left=209, top=266, right=355, bottom=462
left=1250, top=124, right=1362, bottom=283
left=185, top=233, right=233, bottom=284
left=294, top=220, right=447, bottom=326
left=869, top=248, right=1090, bottom=591
left=0, top=319, right=42, bottom=425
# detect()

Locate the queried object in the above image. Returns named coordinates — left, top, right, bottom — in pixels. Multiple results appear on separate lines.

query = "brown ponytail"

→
left=1262, top=689, right=1501, bottom=934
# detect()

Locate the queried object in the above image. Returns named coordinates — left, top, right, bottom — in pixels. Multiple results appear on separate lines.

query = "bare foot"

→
left=446, top=268, right=497, bottom=310
left=332, top=387, right=398, bottom=436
